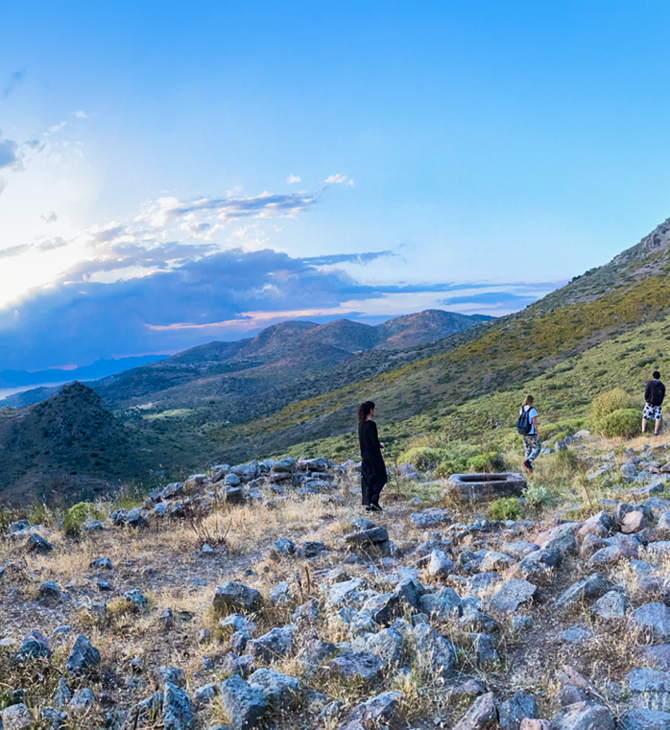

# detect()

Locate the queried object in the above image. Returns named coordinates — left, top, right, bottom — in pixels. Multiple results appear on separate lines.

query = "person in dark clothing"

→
left=357, top=400, right=387, bottom=512
left=643, top=370, right=666, bottom=436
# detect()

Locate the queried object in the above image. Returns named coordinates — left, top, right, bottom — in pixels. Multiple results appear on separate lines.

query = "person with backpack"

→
left=643, top=370, right=665, bottom=436
left=357, top=400, right=387, bottom=511
left=518, top=395, right=540, bottom=473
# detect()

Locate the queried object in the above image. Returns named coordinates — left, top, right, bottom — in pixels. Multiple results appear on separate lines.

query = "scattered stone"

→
left=326, top=651, right=383, bottom=683
left=217, top=675, right=268, bottom=730
left=25, top=533, right=54, bottom=553
left=159, top=666, right=186, bottom=687
left=248, top=669, right=302, bottom=707
left=66, top=634, right=101, bottom=675
left=555, top=574, right=611, bottom=612
left=453, top=692, right=498, bottom=730
left=515, top=548, right=561, bottom=584
left=16, top=630, right=51, bottom=661
left=69, top=688, right=95, bottom=712
left=428, top=549, right=457, bottom=577
left=247, top=626, right=294, bottom=663
left=628, top=668, right=670, bottom=712
left=618, top=708, right=670, bottom=730
left=550, top=701, right=614, bottom=730
left=592, top=590, right=628, bottom=621
left=124, top=588, right=148, bottom=610
left=348, top=691, right=403, bottom=725
left=489, top=579, right=537, bottom=613
left=412, top=622, right=456, bottom=678
left=0, top=703, right=34, bottom=730
left=213, top=582, right=263, bottom=614
left=498, top=693, right=537, bottom=730
left=344, top=526, right=389, bottom=546
left=629, top=603, right=670, bottom=643
left=410, top=509, right=452, bottom=528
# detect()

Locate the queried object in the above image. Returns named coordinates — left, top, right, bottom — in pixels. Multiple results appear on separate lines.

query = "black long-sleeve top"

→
left=645, top=379, right=666, bottom=406
left=358, top=419, right=386, bottom=478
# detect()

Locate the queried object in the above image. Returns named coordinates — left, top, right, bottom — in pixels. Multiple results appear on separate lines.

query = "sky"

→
left=2, top=1, right=670, bottom=371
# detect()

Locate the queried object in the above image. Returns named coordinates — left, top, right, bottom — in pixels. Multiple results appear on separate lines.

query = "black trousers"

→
left=361, top=468, right=387, bottom=506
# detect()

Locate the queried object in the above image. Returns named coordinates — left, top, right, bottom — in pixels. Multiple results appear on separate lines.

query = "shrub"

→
left=466, top=452, right=505, bottom=473
left=61, top=501, right=105, bottom=538
left=399, top=447, right=448, bottom=471
left=597, top=408, right=641, bottom=438
left=590, top=388, right=637, bottom=421
left=523, top=484, right=552, bottom=508
left=487, top=497, right=521, bottom=521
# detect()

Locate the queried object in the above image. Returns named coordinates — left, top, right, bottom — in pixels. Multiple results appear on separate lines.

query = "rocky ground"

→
left=3, top=439, right=670, bottom=729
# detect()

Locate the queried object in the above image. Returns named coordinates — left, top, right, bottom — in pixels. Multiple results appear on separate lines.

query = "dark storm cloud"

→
left=0, top=247, right=381, bottom=370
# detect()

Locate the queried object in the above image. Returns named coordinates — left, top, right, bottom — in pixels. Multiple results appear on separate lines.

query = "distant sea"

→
left=0, top=382, right=70, bottom=401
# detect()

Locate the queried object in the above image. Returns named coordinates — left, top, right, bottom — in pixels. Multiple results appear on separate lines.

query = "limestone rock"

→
left=326, top=651, right=383, bottom=682
left=348, top=691, right=403, bottom=725
left=592, top=590, right=627, bottom=621
left=247, top=626, right=294, bottom=663
left=213, top=582, right=263, bottom=614
left=555, top=574, right=611, bottom=613
left=0, top=703, right=34, bottom=730
left=550, top=701, right=614, bottom=730
left=248, top=668, right=302, bottom=707
left=66, top=634, right=100, bottom=675
left=412, top=622, right=456, bottom=679
left=498, top=693, right=537, bottom=730
left=453, top=692, right=498, bottom=730
left=629, top=603, right=670, bottom=644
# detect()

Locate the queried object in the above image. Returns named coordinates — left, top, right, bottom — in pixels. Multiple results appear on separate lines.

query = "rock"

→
left=16, top=630, right=51, bottom=661
left=217, top=675, right=268, bottom=730
left=420, top=587, right=462, bottom=619
left=555, top=685, right=587, bottom=706
left=469, top=571, right=503, bottom=596
left=561, top=626, right=593, bottom=644
left=297, top=639, right=339, bottom=673
left=412, top=622, right=456, bottom=678
left=248, top=669, right=302, bottom=707
left=272, top=537, right=297, bottom=556
left=66, top=634, right=101, bottom=675
left=193, top=684, right=216, bottom=705
left=629, top=604, right=670, bottom=643
left=628, top=668, right=670, bottom=712
left=471, top=633, right=498, bottom=666
left=0, top=703, right=34, bottom=730
left=303, top=540, right=326, bottom=557
left=327, top=578, right=367, bottom=607
left=520, top=722, right=550, bottom=730
left=479, top=551, right=516, bottom=572
left=577, top=511, right=612, bottom=541
left=550, top=701, right=614, bottom=730
left=230, top=629, right=251, bottom=654
left=213, top=582, right=263, bottom=614
left=362, top=592, right=401, bottom=625
left=513, top=615, right=533, bottom=631
left=25, top=533, right=54, bottom=553
left=247, top=626, right=294, bottom=663
left=90, top=557, right=113, bottom=570
left=224, top=486, right=245, bottom=504
left=124, top=588, right=148, bottom=610
left=622, top=511, right=648, bottom=534
left=410, top=509, right=452, bottom=528
left=224, top=472, right=242, bottom=487
left=499, top=693, right=537, bottom=730
left=618, top=708, right=670, bottom=729
left=429, top=549, right=457, bottom=577
left=640, top=645, right=670, bottom=670
left=453, top=692, right=498, bottom=730
left=292, top=599, right=319, bottom=626
left=555, top=574, right=611, bottom=612
left=344, top=526, right=389, bottom=546
left=592, top=590, right=627, bottom=621
left=326, top=651, right=383, bottom=682
left=579, top=534, right=609, bottom=559
left=587, top=543, right=638, bottom=568
left=348, top=691, right=403, bottom=724
left=52, top=677, right=72, bottom=706
left=515, top=548, right=561, bottom=584
left=352, top=627, right=404, bottom=666
left=540, top=525, right=578, bottom=557
left=159, top=666, right=186, bottom=687
left=502, top=541, right=540, bottom=559
left=69, top=688, right=95, bottom=712
left=489, top=579, right=537, bottom=613
left=158, top=607, right=175, bottom=630
left=269, top=582, right=291, bottom=605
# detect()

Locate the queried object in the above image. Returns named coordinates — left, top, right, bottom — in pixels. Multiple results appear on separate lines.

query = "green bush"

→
left=523, top=484, right=552, bottom=508
left=61, top=501, right=105, bottom=538
left=597, top=408, right=641, bottom=438
left=488, top=497, right=521, bottom=521
left=398, top=447, right=448, bottom=471
left=590, top=388, right=637, bottom=421
left=466, top=452, right=505, bottom=473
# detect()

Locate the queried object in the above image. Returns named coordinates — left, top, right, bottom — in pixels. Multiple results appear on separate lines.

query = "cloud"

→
left=2, top=69, right=26, bottom=98
left=73, top=110, right=88, bottom=118
left=0, top=244, right=31, bottom=259
left=324, top=173, right=348, bottom=185
left=41, top=212, right=58, bottom=224
left=287, top=174, right=301, bottom=184
left=0, top=247, right=382, bottom=370
left=303, top=251, right=393, bottom=266
left=0, top=138, right=19, bottom=170
left=442, top=291, right=538, bottom=306
left=36, top=237, right=69, bottom=252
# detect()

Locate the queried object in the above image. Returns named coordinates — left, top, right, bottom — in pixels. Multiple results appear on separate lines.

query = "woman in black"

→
left=358, top=400, right=387, bottom=511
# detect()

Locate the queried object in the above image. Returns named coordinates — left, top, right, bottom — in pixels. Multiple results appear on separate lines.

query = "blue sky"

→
left=1, top=1, right=670, bottom=370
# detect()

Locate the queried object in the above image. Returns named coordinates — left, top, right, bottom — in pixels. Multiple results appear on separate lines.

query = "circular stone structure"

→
left=447, top=472, right=527, bottom=500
